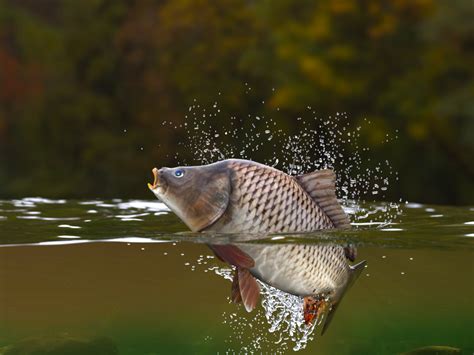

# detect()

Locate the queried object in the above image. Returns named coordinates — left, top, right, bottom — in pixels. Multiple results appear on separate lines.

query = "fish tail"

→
left=348, top=259, right=367, bottom=288
left=320, top=259, right=366, bottom=335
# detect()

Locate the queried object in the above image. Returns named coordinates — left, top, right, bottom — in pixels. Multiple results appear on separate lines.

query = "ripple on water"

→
left=405, top=202, right=423, bottom=208
left=37, top=240, right=90, bottom=246
left=115, top=200, right=168, bottom=212
left=23, top=197, right=67, bottom=204
left=79, top=200, right=104, bottom=205
left=11, top=198, right=66, bottom=208
left=58, top=224, right=82, bottom=229
left=17, top=216, right=81, bottom=221
left=101, top=237, right=170, bottom=243
left=1, top=198, right=473, bottom=251
left=115, top=213, right=150, bottom=222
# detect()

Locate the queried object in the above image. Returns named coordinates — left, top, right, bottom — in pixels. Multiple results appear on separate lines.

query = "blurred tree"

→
left=0, top=0, right=472, bottom=204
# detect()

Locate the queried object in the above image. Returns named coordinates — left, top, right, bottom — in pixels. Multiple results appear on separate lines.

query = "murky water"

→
left=0, top=198, right=473, bottom=354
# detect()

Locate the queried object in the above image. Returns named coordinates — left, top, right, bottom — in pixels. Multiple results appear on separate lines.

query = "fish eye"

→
left=174, top=169, right=184, bottom=178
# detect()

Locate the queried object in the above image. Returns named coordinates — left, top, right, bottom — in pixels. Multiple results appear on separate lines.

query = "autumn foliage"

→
left=0, top=0, right=472, bottom=203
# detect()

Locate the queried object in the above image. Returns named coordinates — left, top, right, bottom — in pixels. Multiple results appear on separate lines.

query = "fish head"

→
left=148, top=163, right=231, bottom=232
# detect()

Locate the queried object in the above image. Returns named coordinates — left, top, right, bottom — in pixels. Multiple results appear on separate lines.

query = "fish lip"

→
left=148, top=167, right=161, bottom=190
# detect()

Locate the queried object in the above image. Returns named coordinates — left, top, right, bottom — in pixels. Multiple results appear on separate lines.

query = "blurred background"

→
left=0, top=0, right=472, bottom=204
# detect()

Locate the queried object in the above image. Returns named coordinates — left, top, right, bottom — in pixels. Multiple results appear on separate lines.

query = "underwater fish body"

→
left=235, top=242, right=365, bottom=331
left=148, top=159, right=363, bottom=329
left=240, top=244, right=354, bottom=297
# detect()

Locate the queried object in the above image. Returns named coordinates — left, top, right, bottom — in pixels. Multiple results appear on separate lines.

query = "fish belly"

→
left=237, top=244, right=350, bottom=297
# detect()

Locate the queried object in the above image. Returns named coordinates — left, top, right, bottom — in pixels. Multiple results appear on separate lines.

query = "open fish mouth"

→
left=147, top=168, right=160, bottom=190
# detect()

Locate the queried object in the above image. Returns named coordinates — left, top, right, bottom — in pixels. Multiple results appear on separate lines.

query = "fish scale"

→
left=237, top=243, right=350, bottom=297
left=209, top=160, right=334, bottom=233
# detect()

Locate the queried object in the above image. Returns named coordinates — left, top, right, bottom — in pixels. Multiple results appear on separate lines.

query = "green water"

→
left=0, top=198, right=473, bottom=354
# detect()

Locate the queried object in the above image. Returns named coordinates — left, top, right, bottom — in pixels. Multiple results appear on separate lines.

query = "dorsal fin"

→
left=294, top=169, right=351, bottom=229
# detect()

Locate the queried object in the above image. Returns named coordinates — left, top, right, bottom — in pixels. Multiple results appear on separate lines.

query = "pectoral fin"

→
left=237, top=268, right=260, bottom=312
left=231, top=271, right=242, bottom=303
left=208, top=244, right=255, bottom=269
left=209, top=244, right=259, bottom=312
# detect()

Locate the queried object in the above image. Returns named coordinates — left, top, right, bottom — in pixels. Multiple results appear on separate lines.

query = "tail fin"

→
left=347, top=259, right=367, bottom=289
left=321, top=260, right=366, bottom=335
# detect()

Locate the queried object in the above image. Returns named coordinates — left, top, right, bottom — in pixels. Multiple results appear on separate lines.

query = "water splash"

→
left=209, top=266, right=320, bottom=352
left=260, top=282, right=319, bottom=352
left=162, top=98, right=403, bottom=226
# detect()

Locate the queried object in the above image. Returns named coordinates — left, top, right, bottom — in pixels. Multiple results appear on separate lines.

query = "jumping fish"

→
left=148, top=159, right=365, bottom=330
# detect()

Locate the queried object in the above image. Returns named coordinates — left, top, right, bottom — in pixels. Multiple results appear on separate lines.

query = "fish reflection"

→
left=210, top=242, right=365, bottom=334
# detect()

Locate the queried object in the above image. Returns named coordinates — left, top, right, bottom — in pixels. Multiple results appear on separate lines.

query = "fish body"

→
left=148, top=159, right=349, bottom=233
left=148, top=158, right=363, bottom=331
left=238, top=243, right=351, bottom=297
left=207, top=160, right=334, bottom=233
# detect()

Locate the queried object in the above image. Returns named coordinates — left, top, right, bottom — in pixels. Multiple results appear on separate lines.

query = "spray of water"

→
left=210, top=265, right=319, bottom=352
left=166, top=92, right=403, bottom=351
left=160, top=98, right=402, bottom=225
